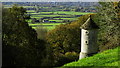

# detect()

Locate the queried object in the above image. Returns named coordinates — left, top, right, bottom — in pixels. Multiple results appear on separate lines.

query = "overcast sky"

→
left=0, top=0, right=99, bottom=2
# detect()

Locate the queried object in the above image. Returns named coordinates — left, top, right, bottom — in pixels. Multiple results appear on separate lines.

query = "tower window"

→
left=86, top=31, right=89, bottom=35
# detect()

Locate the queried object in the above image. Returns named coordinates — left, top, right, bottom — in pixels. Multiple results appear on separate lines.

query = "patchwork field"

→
left=25, top=6, right=94, bottom=30
left=4, top=5, right=94, bottom=30
left=29, top=23, right=65, bottom=30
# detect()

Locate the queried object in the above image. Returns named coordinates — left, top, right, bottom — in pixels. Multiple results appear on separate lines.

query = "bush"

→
left=54, top=52, right=79, bottom=67
left=65, top=52, right=79, bottom=61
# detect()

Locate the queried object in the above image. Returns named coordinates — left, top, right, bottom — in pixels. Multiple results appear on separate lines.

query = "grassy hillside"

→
left=61, top=46, right=119, bottom=67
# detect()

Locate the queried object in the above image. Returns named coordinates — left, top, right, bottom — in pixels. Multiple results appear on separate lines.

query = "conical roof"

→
left=80, top=15, right=99, bottom=30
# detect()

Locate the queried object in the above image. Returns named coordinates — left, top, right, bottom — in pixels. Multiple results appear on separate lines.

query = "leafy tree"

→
left=63, top=8, right=70, bottom=11
left=75, top=8, right=81, bottom=12
left=94, top=2, right=120, bottom=51
left=31, top=18, right=40, bottom=23
left=40, top=44, right=54, bottom=66
left=34, top=5, right=39, bottom=13
left=31, top=18, right=37, bottom=24
left=62, top=20, right=71, bottom=23
left=2, top=5, right=46, bottom=67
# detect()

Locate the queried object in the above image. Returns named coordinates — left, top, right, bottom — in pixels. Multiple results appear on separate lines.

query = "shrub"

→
left=65, top=52, right=79, bottom=61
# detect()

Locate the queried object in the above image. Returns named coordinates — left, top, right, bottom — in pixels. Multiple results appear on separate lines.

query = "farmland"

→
left=29, top=23, right=65, bottom=30
left=25, top=6, right=94, bottom=30
left=27, top=10, right=93, bottom=22
left=3, top=2, right=97, bottom=30
left=26, top=9, right=94, bottom=30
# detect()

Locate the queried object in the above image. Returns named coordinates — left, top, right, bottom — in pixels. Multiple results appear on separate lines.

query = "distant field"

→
left=29, top=23, right=65, bottom=30
left=4, top=5, right=94, bottom=30
left=3, top=5, right=11, bottom=8
left=24, top=6, right=94, bottom=23
left=35, top=12, right=53, bottom=14
left=55, top=11, right=93, bottom=15
left=26, top=19, right=32, bottom=22
left=49, top=20, right=63, bottom=22
left=27, top=10, right=35, bottom=12
left=29, top=23, right=64, bottom=26
left=23, top=6, right=34, bottom=8
left=31, top=17, right=43, bottom=19
left=31, top=15, right=65, bottom=17
left=27, top=10, right=93, bottom=23
left=54, top=17, right=78, bottom=20
left=32, top=26, right=54, bottom=30
left=29, top=11, right=93, bottom=15
left=28, top=11, right=93, bottom=15
left=4, top=5, right=34, bottom=9
left=23, top=6, right=50, bottom=9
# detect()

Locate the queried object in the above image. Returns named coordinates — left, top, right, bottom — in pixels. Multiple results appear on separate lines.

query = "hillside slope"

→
left=62, top=46, right=119, bottom=67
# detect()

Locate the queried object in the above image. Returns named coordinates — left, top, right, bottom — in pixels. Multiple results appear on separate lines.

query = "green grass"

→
left=49, top=20, right=63, bottom=22
left=26, top=19, right=32, bottom=23
left=40, top=12, right=54, bottom=14
left=3, top=5, right=11, bottom=8
left=29, top=23, right=64, bottom=26
left=28, top=11, right=93, bottom=16
left=26, top=10, right=95, bottom=30
left=30, top=11, right=56, bottom=14
left=55, top=11, right=93, bottom=15
left=27, top=10, right=35, bottom=13
left=27, top=11, right=93, bottom=15
left=32, top=26, right=54, bottom=30
left=54, top=17, right=78, bottom=21
left=29, top=23, right=65, bottom=30
left=27, top=10, right=94, bottom=21
left=4, top=7, right=11, bottom=8
left=31, top=17, right=43, bottom=19
left=31, top=15, right=65, bottom=17
left=23, top=6, right=34, bottom=8
left=30, top=12, right=41, bottom=15
left=61, top=47, right=119, bottom=67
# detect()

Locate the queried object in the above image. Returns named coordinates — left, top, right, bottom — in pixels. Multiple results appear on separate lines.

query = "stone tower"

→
left=79, top=15, right=99, bottom=59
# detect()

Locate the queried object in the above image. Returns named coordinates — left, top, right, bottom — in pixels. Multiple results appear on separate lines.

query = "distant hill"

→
left=61, top=46, right=119, bottom=67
